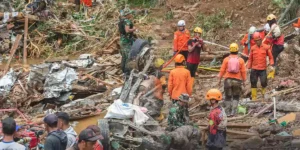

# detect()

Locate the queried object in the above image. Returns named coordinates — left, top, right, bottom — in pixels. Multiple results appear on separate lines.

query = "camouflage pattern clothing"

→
left=119, top=19, right=134, bottom=74
left=167, top=101, right=189, bottom=131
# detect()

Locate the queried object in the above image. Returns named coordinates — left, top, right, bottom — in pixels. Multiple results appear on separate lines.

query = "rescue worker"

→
left=266, top=14, right=284, bottom=79
left=240, top=26, right=256, bottom=62
left=168, top=54, right=192, bottom=101
left=137, top=58, right=167, bottom=119
left=167, top=93, right=190, bottom=131
left=218, top=43, right=246, bottom=117
left=247, top=32, right=274, bottom=101
left=187, top=27, right=211, bottom=84
left=119, top=8, right=137, bottom=76
left=205, top=89, right=227, bottom=150
left=173, top=20, right=190, bottom=60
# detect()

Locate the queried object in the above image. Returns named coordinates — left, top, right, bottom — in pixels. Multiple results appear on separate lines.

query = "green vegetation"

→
left=117, top=0, right=158, bottom=8
left=165, top=11, right=174, bottom=20
left=272, top=0, right=285, bottom=8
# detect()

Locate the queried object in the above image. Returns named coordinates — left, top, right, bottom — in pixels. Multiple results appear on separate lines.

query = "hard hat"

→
left=229, top=43, right=239, bottom=52
left=205, top=89, right=222, bottom=101
left=194, top=27, right=203, bottom=34
left=154, top=58, right=165, bottom=68
left=253, top=32, right=261, bottom=40
left=174, top=54, right=185, bottom=63
left=267, top=14, right=276, bottom=21
left=264, top=23, right=270, bottom=32
left=248, top=26, right=256, bottom=34
left=177, top=20, right=186, bottom=27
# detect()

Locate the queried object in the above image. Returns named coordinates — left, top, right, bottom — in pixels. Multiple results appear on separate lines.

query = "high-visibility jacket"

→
left=247, top=44, right=274, bottom=70
left=240, top=33, right=256, bottom=55
left=81, top=0, right=92, bottom=7
left=173, top=29, right=190, bottom=51
left=168, top=66, right=192, bottom=100
left=218, top=54, right=247, bottom=81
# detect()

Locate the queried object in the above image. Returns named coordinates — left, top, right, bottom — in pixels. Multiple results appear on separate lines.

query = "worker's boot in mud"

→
left=231, top=100, right=239, bottom=117
left=261, top=88, right=267, bottom=102
left=224, top=101, right=232, bottom=117
left=267, top=70, right=275, bottom=79
left=251, top=88, right=257, bottom=101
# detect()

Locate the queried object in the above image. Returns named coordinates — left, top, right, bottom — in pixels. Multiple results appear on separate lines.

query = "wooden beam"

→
left=198, top=123, right=254, bottom=128
left=253, top=103, right=274, bottom=118
left=23, top=15, right=28, bottom=64
left=4, top=34, right=22, bottom=74
left=198, top=126, right=257, bottom=136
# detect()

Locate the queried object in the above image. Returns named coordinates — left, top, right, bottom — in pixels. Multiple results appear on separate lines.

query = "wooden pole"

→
left=4, top=34, right=22, bottom=74
left=23, top=15, right=28, bottom=64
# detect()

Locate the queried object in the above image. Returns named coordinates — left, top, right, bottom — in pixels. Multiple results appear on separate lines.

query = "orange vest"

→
left=168, top=66, right=192, bottom=100
left=173, top=29, right=190, bottom=51
left=247, top=44, right=274, bottom=70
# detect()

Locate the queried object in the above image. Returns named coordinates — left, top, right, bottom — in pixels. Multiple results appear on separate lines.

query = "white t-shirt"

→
left=0, top=141, right=26, bottom=150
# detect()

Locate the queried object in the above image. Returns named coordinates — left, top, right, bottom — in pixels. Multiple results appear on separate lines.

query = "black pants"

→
left=174, top=51, right=189, bottom=61
left=206, top=130, right=226, bottom=150
left=224, top=78, right=242, bottom=101
left=241, top=55, right=248, bottom=63
left=186, top=63, right=199, bottom=77
left=272, top=44, right=284, bottom=66
left=250, top=69, right=267, bottom=88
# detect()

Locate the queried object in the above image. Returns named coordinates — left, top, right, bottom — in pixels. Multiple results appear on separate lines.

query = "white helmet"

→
left=177, top=20, right=186, bottom=27
left=264, top=23, right=270, bottom=32
left=248, top=26, right=256, bottom=34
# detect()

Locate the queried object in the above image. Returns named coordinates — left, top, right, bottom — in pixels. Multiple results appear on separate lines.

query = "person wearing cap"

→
left=44, top=114, right=68, bottom=150
left=57, top=112, right=77, bottom=148
left=86, top=125, right=104, bottom=150
left=0, top=117, right=25, bottom=149
left=119, top=8, right=137, bottom=76
left=205, top=89, right=227, bottom=150
left=168, top=54, right=192, bottom=102
left=247, top=32, right=274, bottom=101
left=173, top=20, right=191, bottom=60
left=69, top=129, right=102, bottom=150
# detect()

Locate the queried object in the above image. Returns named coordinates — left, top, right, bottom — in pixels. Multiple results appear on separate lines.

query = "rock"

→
left=229, top=140, right=243, bottom=150
left=291, top=139, right=300, bottom=147
left=242, top=136, right=264, bottom=149
left=260, top=131, right=271, bottom=138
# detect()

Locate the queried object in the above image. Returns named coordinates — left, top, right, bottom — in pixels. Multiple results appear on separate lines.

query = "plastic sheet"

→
left=0, top=69, right=17, bottom=96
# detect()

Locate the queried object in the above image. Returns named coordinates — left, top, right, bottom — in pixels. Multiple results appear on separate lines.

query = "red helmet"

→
left=252, top=32, right=261, bottom=40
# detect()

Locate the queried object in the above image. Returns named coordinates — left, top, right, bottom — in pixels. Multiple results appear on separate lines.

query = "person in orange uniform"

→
left=205, top=89, right=227, bottom=150
left=168, top=54, right=192, bottom=101
left=240, top=26, right=256, bottom=62
left=218, top=43, right=246, bottom=117
left=173, top=20, right=191, bottom=60
left=247, top=32, right=274, bottom=101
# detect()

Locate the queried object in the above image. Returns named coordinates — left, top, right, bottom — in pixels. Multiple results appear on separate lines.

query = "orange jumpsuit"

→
left=168, top=66, right=192, bottom=100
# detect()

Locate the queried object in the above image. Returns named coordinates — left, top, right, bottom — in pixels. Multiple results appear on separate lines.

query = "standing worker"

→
left=205, top=89, right=227, bottom=150
left=247, top=32, right=274, bottom=101
left=173, top=20, right=190, bottom=60
left=168, top=54, right=192, bottom=102
left=240, top=26, right=256, bottom=62
left=119, top=8, right=137, bottom=76
left=266, top=14, right=284, bottom=79
left=218, top=43, right=246, bottom=117
left=187, top=27, right=211, bottom=86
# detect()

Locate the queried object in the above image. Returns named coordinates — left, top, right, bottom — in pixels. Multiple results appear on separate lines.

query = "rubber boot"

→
left=224, top=101, right=231, bottom=116
left=190, top=77, right=195, bottom=89
left=261, top=88, right=267, bottom=102
left=231, top=100, right=239, bottom=116
left=251, top=88, right=257, bottom=101
left=267, top=70, right=275, bottom=79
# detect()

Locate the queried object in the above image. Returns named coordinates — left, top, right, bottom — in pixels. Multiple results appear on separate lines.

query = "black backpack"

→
left=118, top=19, right=127, bottom=35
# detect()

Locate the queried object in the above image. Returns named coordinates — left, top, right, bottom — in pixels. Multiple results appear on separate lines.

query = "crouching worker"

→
left=218, top=43, right=246, bottom=117
left=167, top=94, right=190, bottom=131
left=137, top=58, right=167, bottom=119
left=248, top=32, right=274, bottom=101
left=205, top=89, right=227, bottom=150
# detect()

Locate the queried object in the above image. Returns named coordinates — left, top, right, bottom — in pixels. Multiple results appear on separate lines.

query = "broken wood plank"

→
left=0, top=12, right=39, bottom=21
left=189, top=103, right=202, bottom=112
left=23, top=15, right=28, bottom=64
left=228, top=110, right=253, bottom=121
left=85, top=74, right=114, bottom=87
left=4, top=34, right=22, bottom=74
left=198, top=126, right=257, bottom=136
left=198, top=123, right=254, bottom=128
left=253, top=103, right=274, bottom=118
left=189, top=112, right=206, bottom=117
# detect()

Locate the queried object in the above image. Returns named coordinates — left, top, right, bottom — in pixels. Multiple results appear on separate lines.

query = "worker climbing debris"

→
left=187, top=27, right=212, bottom=87
left=240, top=26, right=257, bottom=62
left=173, top=20, right=191, bottom=60
left=205, top=89, right=227, bottom=150
left=119, top=8, right=137, bottom=77
left=266, top=14, right=285, bottom=79
left=247, top=32, right=274, bottom=101
left=167, top=93, right=190, bottom=131
left=218, top=43, right=246, bottom=117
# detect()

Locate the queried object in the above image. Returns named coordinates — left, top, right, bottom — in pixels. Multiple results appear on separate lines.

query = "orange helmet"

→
left=252, top=32, right=261, bottom=40
left=174, top=54, right=185, bottom=63
left=205, top=89, right=222, bottom=101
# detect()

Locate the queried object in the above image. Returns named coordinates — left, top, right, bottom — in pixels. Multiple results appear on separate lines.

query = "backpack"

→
left=118, top=19, right=126, bottom=35
left=227, top=56, right=240, bottom=73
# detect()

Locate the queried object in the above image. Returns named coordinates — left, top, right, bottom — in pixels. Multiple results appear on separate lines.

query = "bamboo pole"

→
left=4, top=34, right=22, bottom=74
left=23, top=15, right=28, bottom=64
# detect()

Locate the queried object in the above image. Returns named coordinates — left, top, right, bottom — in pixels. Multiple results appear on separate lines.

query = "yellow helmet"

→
left=267, top=14, right=276, bottom=21
left=194, top=27, right=203, bottom=34
left=229, top=43, right=239, bottom=52
left=154, top=58, right=165, bottom=68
